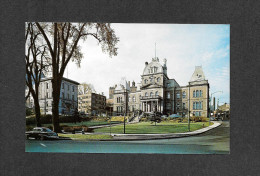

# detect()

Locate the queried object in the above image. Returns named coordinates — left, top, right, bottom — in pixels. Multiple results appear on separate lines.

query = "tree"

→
left=73, top=108, right=80, bottom=124
left=25, top=22, right=50, bottom=127
left=36, top=22, right=119, bottom=132
left=148, top=111, right=162, bottom=126
left=78, top=82, right=96, bottom=95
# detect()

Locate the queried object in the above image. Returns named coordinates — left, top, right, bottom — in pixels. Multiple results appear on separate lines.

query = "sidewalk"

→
left=99, top=121, right=222, bottom=141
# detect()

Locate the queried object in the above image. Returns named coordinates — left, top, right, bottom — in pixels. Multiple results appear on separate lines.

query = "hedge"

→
left=26, top=115, right=81, bottom=125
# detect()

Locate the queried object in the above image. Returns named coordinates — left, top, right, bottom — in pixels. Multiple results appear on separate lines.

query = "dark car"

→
left=26, top=127, right=59, bottom=140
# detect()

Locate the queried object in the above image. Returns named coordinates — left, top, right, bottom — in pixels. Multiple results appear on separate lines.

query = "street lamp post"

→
left=123, top=89, right=127, bottom=134
left=209, top=91, right=223, bottom=125
left=188, top=85, right=190, bottom=131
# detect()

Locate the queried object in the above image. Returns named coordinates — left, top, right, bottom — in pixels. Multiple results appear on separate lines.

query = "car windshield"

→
left=33, top=128, right=42, bottom=131
left=43, top=128, right=52, bottom=132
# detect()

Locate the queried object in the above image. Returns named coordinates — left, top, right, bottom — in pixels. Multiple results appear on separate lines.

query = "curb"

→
left=100, top=121, right=222, bottom=141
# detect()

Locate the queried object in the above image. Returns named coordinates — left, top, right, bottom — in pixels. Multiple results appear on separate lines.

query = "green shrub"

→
left=140, top=117, right=148, bottom=122
left=200, top=117, right=208, bottom=122
left=111, top=116, right=127, bottom=122
left=62, top=126, right=93, bottom=132
left=190, top=116, right=208, bottom=122
left=182, top=118, right=188, bottom=123
left=26, top=126, right=33, bottom=131
left=26, top=116, right=36, bottom=125
left=40, top=115, right=52, bottom=124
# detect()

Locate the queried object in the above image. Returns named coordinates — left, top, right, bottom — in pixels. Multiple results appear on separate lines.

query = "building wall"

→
left=109, top=58, right=210, bottom=117
left=78, top=93, right=106, bottom=115
left=38, top=78, right=79, bottom=115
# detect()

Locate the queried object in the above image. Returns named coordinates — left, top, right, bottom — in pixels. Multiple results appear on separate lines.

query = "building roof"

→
left=190, top=66, right=206, bottom=82
left=41, top=77, right=80, bottom=85
left=143, top=57, right=164, bottom=75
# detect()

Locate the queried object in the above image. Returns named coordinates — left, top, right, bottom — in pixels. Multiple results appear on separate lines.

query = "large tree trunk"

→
left=52, top=76, right=61, bottom=132
left=30, top=88, right=41, bottom=127
left=34, top=99, right=41, bottom=127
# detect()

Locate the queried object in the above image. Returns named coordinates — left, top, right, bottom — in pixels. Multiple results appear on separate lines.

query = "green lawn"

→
left=58, top=133, right=113, bottom=140
left=94, top=121, right=213, bottom=134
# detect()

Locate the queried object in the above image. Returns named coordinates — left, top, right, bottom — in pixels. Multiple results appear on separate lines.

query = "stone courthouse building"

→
left=109, top=57, right=209, bottom=117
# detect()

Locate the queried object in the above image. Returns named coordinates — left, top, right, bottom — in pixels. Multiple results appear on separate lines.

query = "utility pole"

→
left=123, top=89, right=127, bottom=134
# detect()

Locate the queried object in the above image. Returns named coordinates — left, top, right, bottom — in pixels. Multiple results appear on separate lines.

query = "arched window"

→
left=150, top=78, right=153, bottom=82
left=157, top=77, right=160, bottom=82
left=193, top=91, right=196, bottom=97
left=182, top=91, right=186, bottom=98
left=193, top=102, right=196, bottom=109
left=196, top=90, right=199, bottom=97
left=144, top=79, right=148, bottom=84
left=155, top=91, right=159, bottom=96
left=200, top=90, right=202, bottom=97
left=145, top=92, right=148, bottom=97
left=150, top=92, right=153, bottom=97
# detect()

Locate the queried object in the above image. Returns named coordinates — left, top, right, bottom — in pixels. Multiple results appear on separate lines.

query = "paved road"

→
left=25, top=121, right=230, bottom=154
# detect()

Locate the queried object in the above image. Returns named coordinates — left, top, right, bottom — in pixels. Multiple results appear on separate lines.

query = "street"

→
left=25, top=121, right=230, bottom=154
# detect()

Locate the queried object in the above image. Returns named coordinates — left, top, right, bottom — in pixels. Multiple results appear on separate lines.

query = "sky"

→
left=66, top=24, right=230, bottom=105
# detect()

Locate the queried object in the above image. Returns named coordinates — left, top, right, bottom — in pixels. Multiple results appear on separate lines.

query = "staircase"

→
left=131, top=112, right=144, bottom=122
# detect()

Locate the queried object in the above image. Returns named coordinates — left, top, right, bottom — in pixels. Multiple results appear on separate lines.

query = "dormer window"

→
left=154, top=67, right=158, bottom=73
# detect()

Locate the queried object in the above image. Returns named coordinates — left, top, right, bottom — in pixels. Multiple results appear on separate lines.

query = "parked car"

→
left=161, top=115, right=168, bottom=118
left=169, top=114, right=181, bottom=118
left=25, top=127, right=59, bottom=140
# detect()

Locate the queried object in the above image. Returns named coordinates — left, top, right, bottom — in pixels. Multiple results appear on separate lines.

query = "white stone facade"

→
left=110, top=58, right=210, bottom=117
left=38, top=77, right=79, bottom=115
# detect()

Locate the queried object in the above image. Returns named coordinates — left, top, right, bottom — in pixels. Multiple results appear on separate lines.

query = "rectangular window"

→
left=72, top=95, right=74, bottom=101
left=183, top=103, right=185, bottom=109
left=62, top=83, right=64, bottom=89
left=72, top=86, right=74, bottom=92
left=62, top=92, right=64, bottom=99
left=176, top=93, right=180, bottom=99
left=68, top=85, right=69, bottom=91
left=67, top=93, right=69, bottom=99
left=167, top=92, right=170, bottom=99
